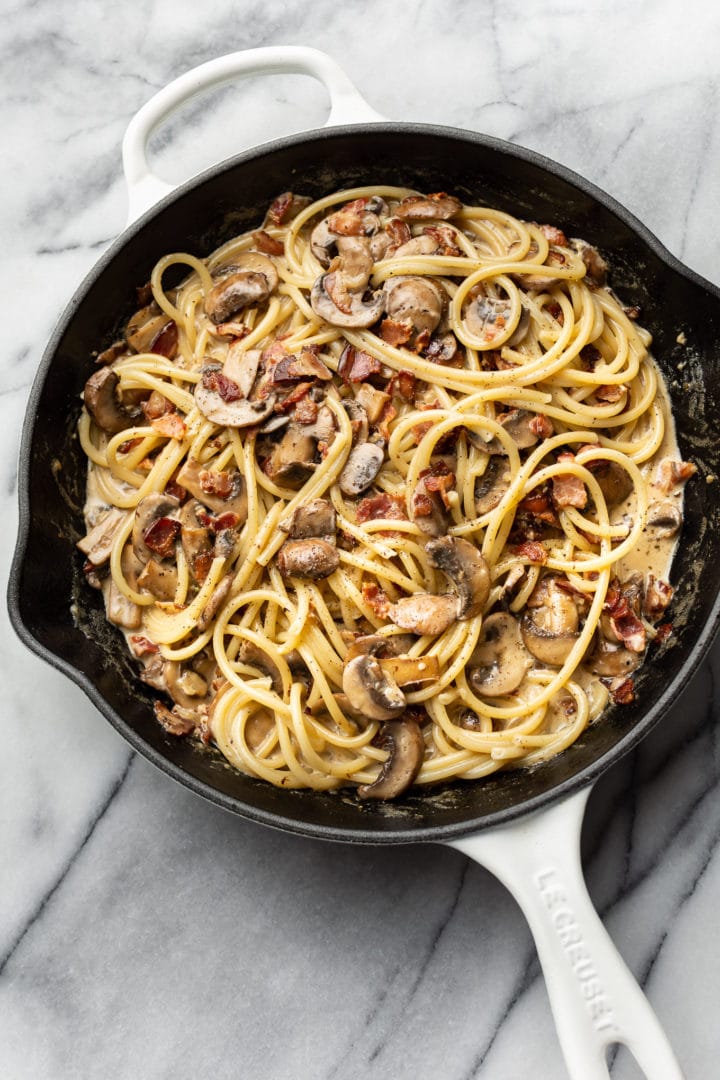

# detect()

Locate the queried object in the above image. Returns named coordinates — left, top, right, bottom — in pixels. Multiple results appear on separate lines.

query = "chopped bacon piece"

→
left=143, top=516, right=181, bottom=559
left=609, top=677, right=635, bottom=705
left=201, top=368, right=242, bottom=402
left=653, top=622, right=673, bottom=646
left=253, top=229, right=284, bottom=255
left=411, top=491, right=435, bottom=518
left=338, top=343, right=383, bottom=383
left=552, top=453, right=587, bottom=510
left=274, top=381, right=314, bottom=413
left=150, top=320, right=178, bottom=360
left=420, top=461, right=456, bottom=509
left=199, top=469, right=233, bottom=499
left=655, top=458, right=697, bottom=492
left=293, top=396, right=319, bottom=425
left=327, top=198, right=369, bottom=235
left=271, top=347, right=332, bottom=383
left=643, top=575, right=674, bottom=622
left=387, top=370, right=416, bottom=401
left=596, top=384, right=626, bottom=403
left=196, top=509, right=240, bottom=532
left=517, top=489, right=559, bottom=526
left=164, top=479, right=186, bottom=502
left=529, top=414, right=555, bottom=439
left=193, top=551, right=213, bottom=583
left=142, top=390, right=173, bottom=420
left=604, top=579, right=646, bottom=652
left=267, top=191, right=293, bottom=225
left=356, top=493, right=407, bottom=523
left=154, top=700, right=195, bottom=736
left=385, top=217, right=412, bottom=250
left=150, top=412, right=186, bottom=440
left=375, top=401, right=397, bottom=442
left=129, top=635, right=159, bottom=657
left=580, top=344, right=602, bottom=369
left=546, top=302, right=564, bottom=325
left=539, top=224, right=569, bottom=247
left=513, top=541, right=548, bottom=564
left=212, top=322, right=250, bottom=340
left=362, top=582, right=392, bottom=618
left=423, top=224, right=462, bottom=256
left=118, top=437, right=142, bottom=454
left=380, top=317, right=413, bottom=347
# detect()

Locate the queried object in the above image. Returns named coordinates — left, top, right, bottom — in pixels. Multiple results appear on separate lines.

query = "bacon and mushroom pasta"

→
left=77, top=187, right=694, bottom=799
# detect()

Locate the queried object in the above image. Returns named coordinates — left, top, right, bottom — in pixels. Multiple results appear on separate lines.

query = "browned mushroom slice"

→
left=462, top=284, right=513, bottom=347
left=205, top=253, right=279, bottom=324
left=647, top=501, right=682, bottom=538
left=83, top=367, right=134, bottom=434
left=512, top=249, right=567, bottom=291
left=383, top=276, right=445, bottom=337
left=520, top=576, right=580, bottom=665
left=388, top=593, right=461, bottom=636
left=266, top=424, right=317, bottom=487
left=587, top=636, right=640, bottom=678
left=570, top=239, right=608, bottom=285
left=77, top=507, right=129, bottom=565
left=393, top=234, right=443, bottom=258
left=395, top=193, right=462, bottom=220
left=357, top=717, right=425, bottom=800
left=125, top=306, right=178, bottom=358
left=194, top=368, right=276, bottom=428
left=310, top=272, right=385, bottom=329
left=178, top=500, right=212, bottom=578
left=132, top=493, right=181, bottom=564
left=342, top=653, right=406, bottom=721
left=136, top=557, right=178, bottom=601
left=425, top=536, right=490, bottom=619
left=277, top=538, right=340, bottom=579
left=494, top=408, right=551, bottom=451
left=584, top=458, right=633, bottom=506
left=335, top=236, right=375, bottom=290
left=236, top=640, right=283, bottom=693
left=468, top=612, right=531, bottom=698
left=283, top=498, right=337, bottom=540
left=164, top=661, right=209, bottom=710
left=378, top=654, right=440, bottom=689
left=222, top=346, right=262, bottom=400
left=355, top=382, right=391, bottom=424
left=105, top=579, right=142, bottom=630
left=339, top=442, right=385, bottom=496
left=310, top=217, right=340, bottom=267
left=176, top=461, right=248, bottom=521
left=475, top=457, right=511, bottom=515
left=197, top=573, right=234, bottom=632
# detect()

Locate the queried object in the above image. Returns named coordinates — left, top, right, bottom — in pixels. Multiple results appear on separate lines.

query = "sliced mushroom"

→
left=520, top=576, right=580, bottom=665
left=175, top=461, right=248, bottom=523
left=83, top=368, right=134, bottom=434
left=570, top=239, right=608, bottom=286
left=355, top=382, right=391, bottom=424
left=126, top=305, right=177, bottom=356
left=205, top=254, right=279, bottom=324
left=164, top=661, right=209, bottom=710
left=388, top=593, right=461, bottom=636
left=393, top=234, right=443, bottom=259
left=237, top=640, right=283, bottom=693
left=277, top=538, right=340, bottom=579
left=357, top=717, right=425, bottom=800
left=223, top=346, right=262, bottom=400
left=342, top=653, right=406, bottom=721
left=492, top=408, right=547, bottom=452
left=585, top=459, right=633, bottom=506
left=587, top=636, right=640, bottom=678
left=335, top=236, right=375, bottom=290
left=512, top=249, right=567, bottom=291
left=383, top=276, right=445, bottom=336
left=462, top=284, right=512, bottom=346
left=266, top=423, right=317, bottom=487
left=77, top=507, right=129, bottom=565
left=425, top=536, right=490, bottom=619
left=136, top=557, right=178, bottom=601
left=311, top=218, right=339, bottom=267
left=647, top=501, right=683, bottom=538
left=339, top=442, right=385, bottom=496
left=105, top=579, right=142, bottom=630
left=310, top=272, right=385, bottom=329
left=283, top=498, right=337, bottom=540
left=197, top=572, right=234, bottom=632
left=132, top=493, right=180, bottom=564
left=378, top=654, right=439, bottom=688
left=179, top=500, right=212, bottom=576
left=474, top=457, right=511, bottom=515
left=395, top=193, right=462, bottom=220
left=468, top=612, right=531, bottom=698
left=194, top=372, right=276, bottom=428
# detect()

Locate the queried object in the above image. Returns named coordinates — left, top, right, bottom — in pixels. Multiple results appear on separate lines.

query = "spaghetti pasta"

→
left=76, top=186, right=694, bottom=800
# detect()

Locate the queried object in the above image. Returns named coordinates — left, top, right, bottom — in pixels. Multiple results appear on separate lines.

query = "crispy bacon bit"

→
left=387, top=370, right=416, bottom=401
left=362, top=582, right=392, bottom=618
left=274, top=381, right=314, bottom=413
left=201, top=368, right=242, bottom=402
left=150, top=321, right=178, bottom=359
left=380, top=317, right=414, bottom=347
left=385, top=217, right=412, bottom=249
left=324, top=271, right=354, bottom=313
left=164, top=479, right=186, bottom=502
left=356, top=493, right=407, bottom=523
left=199, top=469, right=233, bottom=499
left=552, top=453, right=587, bottom=510
left=338, top=343, right=383, bottom=383
left=580, top=344, right=602, bottom=369
left=539, top=224, right=569, bottom=247
left=142, top=390, right=173, bottom=420
left=327, top=198, right=369, bottom=235
left=653, top=622, right=673, bottom=646
left=253, top=229, right=285, bottom=255
left=118, top=437, right=142, bottom=454
left=420, top=461, right=456, bottom=509
left=608, top=677, right=635, bottom=705
left=423, top=224, right=462, bottom=256
left=129, top=635, right=159, bottom=657
left=655, top=458, right=697, bottom=492
left=528, top=414, right=555, bottom=439
left=604, top=580, right=646, bottom=652
left=517, top=489, right=559, bottom=526
left=212, top=322, right=250, bottom=339
left=411, top=491, right=435, bottom=518
left=154, top=700, right=195, bottom=736
left=95, top=340, right=125, bottom=366
left=513, top=541, right=548, bottom=564
left=375, top=401, right=398, bottom=443
left=293, top=396, right=319, bottom=424
left=267, top=191, right=294, bottom=225
left=643, top=575, right=674, bottom=622
left=546, top=302, right=564, bottom=325
left=150, top=412, right=186, bottom=440
left=196, top=509, right=240, bottom=532
left=596, top=383, right=625, bottom=403
left=271, top=347, right=332, bottom=383
left=143, top=516, right=181, bottom=559
left=193, top=551, right=213, bottom=582
left=412, top=420, right=433, bottom=444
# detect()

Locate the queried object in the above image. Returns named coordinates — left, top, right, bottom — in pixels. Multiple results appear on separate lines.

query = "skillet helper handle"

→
left=122, top=46, right=385, bottom=224
left=449, top=787, right=684, bottom=1080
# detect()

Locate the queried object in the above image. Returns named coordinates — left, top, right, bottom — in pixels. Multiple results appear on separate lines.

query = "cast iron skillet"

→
left=8, top=48, right=720, bottom=1078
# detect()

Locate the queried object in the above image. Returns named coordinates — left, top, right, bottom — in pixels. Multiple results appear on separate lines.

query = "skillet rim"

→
left=8, top=120, right=720, bottom=844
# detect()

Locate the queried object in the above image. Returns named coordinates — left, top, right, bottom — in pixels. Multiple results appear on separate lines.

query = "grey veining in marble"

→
left=3, top=2, right=720, bottom=1078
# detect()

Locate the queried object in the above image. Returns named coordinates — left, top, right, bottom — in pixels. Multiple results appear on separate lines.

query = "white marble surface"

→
left=3, top=2, right=720, bottom=1078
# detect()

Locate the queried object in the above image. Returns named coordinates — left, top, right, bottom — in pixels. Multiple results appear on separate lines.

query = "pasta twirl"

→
left=76, top=187, right=694, bottom=801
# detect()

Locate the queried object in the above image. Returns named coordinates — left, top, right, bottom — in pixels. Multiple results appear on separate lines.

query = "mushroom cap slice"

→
left=388, top=593, right=460, bottom=636
left=310, top=218, right=338, bottom=267
left=342, top=653, right=406, bottom=722
left=521, top=576, right=580, bottom=665
left=339, top=442, right=385, bottom=496
left=383, top=276, right=445, bottom=335
left=283, top=498, right=337, bottom=540
left=205, top=271, right=272, bottom=324
left=395, top=193, right=462, bottom=220
left=277, top=538, right=339, bottom=580
left=310, top=273, right=385, bottom=329
left=587, top=636, right=640, bottom=677
left=426, top=536, right=490, bottom=619
left=83, top=367, right=133, bottom=434
left=462, top=285, right=512, bottom=347
left=194, top=380, right=276, bottom=428
left=132, top=493, right=180, bottom=563
left=520, top=611, right=579, bottom=666
left=469, top=612, right=531, bottom=698
left=647, top=501, right=682, bottom=538
left=357, top=717, right=425, bottom=800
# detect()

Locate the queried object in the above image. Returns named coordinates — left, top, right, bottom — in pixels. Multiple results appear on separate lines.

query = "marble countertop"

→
left=3, top=3, right=720, bottom=1078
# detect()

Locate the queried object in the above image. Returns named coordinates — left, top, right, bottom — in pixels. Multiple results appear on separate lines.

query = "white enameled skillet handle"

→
left=122, top=46, right=385, bottom=225
left=448, top=786, right=684, bottom=1080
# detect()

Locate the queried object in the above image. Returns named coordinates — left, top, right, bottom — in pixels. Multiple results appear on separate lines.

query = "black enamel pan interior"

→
left=9, top=124, right=720, bottom=842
